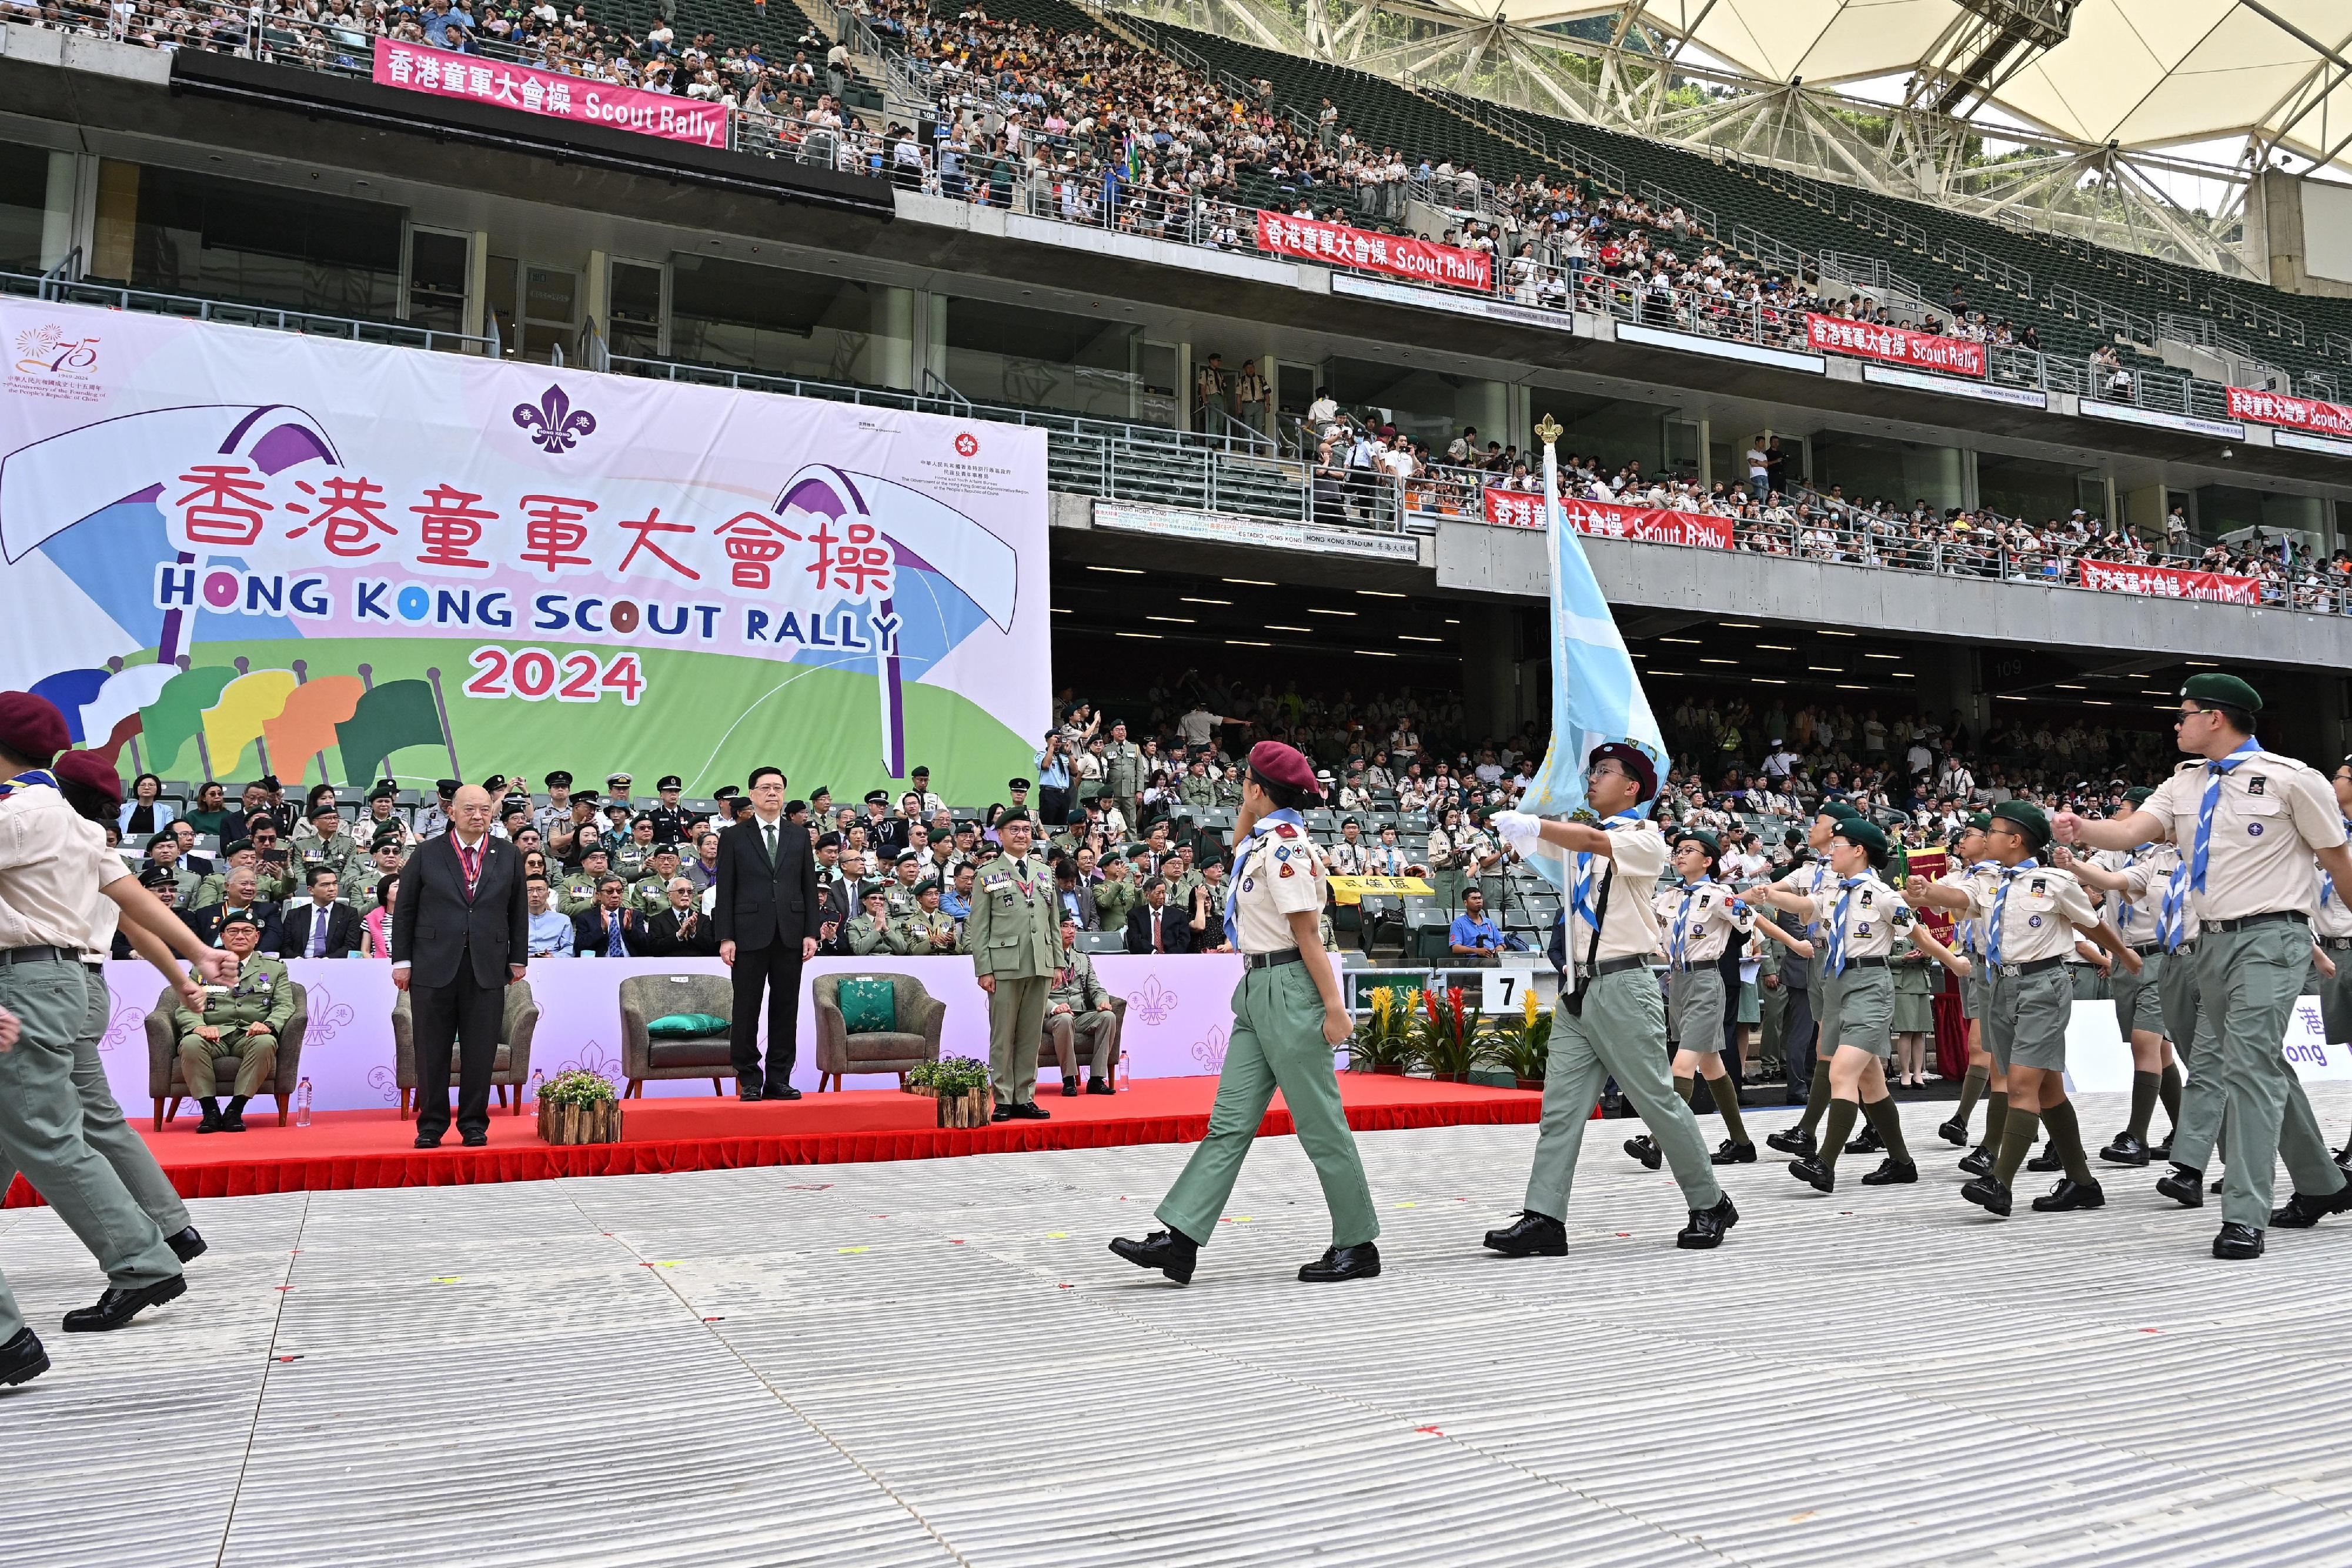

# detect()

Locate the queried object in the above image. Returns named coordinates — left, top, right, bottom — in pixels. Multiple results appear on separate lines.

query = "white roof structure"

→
left=1446, top=0, right=2352, bottom=172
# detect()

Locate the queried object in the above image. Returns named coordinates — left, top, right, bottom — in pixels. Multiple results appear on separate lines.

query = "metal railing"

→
left=1935, top=236, right=2030, bottom=298
left=0, top=264, right=497, bottom=355
left=2045, top=283, right=2155, bottom=346
left=2212, top=290, right=2306, bottom=346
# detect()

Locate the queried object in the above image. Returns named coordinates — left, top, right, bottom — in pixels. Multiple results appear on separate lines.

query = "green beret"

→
left=1990, top=799, right=2051, bottom=847
left=2180, top=671, right=2261, bottom=713
left=997, top=808, right=1032, bottom=828
left=1966, top=811, right=1993, bottom=833
left=222, top=838, right=255, bottom=857
left=1671, top=827, right=1721, bottom=860
left=2125, top=787, right=2154, bottom=806
left=1833, top=819, right=1890, bottom=860
left=368, top=782, right=398, bottom=802
left=1815, top=800, right=1862, bottom=824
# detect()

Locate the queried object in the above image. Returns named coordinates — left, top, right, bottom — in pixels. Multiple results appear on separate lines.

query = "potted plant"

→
left=1349, top=986, right=1418, bottom=1075
left=536, top=1067, right=622, bottom=1145
left=1484, top=986, right=1553, bottom=1091
left=1414, top=985, right=1484, bottom=1083
left=931, top=1055, right=993, bottom=1128
left=906, top=1060, right=940, bottom=1097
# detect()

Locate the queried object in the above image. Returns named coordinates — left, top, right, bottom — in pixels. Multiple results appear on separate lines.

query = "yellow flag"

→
left=201, top=670, right=299, bottom=773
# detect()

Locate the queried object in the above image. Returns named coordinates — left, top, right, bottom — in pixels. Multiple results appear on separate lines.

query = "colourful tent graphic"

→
left=83, top=664, right=180, bottom=751
left=28, top=668, right=111, bottom=743
left=138, top=666, right=242, bottom=777
left=264, top=676, right=365, bottom=781
left=201, top=670, right=299, bottom=775
left=336, top=679, right=445, bottom=783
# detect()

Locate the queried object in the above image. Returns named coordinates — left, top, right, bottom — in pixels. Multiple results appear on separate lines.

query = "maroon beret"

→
left=1587, top=741, right=1658, bottom=804
left=1247, top=740, right=1324, bottom=804
left=0, top=691, right=68, bottom=767
left=52, top=750, right=123, bottom=807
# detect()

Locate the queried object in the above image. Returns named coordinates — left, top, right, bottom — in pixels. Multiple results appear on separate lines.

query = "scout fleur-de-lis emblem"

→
left=1128, top=973, right=1178, bottom=1025
left=1190, top=1025, right=1227, bottom=1073
left=303, top=985, right=356, bottom=1044
left=1535, top=413, right=1562, bottom=449
left=513, top=385, right=597, bottom=453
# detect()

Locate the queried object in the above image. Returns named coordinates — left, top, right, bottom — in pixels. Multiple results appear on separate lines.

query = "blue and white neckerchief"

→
left=1224, top=807, right=1305, bottom=949
left=1571, top=812, right=1645, bottom=934
left=0, top=769, right=59, bottom=800
left=1825, top=875, right=1867, bottom=974
left=2190, top=739, right=2260, bottom=894
left=2117, top=843, right=2153, bottom=932
left=1956, top=859, right=2000, bottom=954
left=2157, top=854, right=2193, bottom=952
left=1987, top=858, right=2040, bottom=968
left=1670, top=877, right=1711, bottom=966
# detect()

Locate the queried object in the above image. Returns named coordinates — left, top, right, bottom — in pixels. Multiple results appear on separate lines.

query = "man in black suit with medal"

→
left=390, top=784, right=530, bottom=1148
left=716, top=765, right=820, bottom=1100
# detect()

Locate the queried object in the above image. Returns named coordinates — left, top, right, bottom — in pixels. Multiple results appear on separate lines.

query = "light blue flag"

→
left=1514, top=436, right=1667, bottom=892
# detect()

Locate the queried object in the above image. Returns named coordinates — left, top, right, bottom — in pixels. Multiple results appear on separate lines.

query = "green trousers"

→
left=1758, top=977, right=1788, bottom=1075
left=2197, top=921, right=2346, bottom=1228
left=1157, top=961, right=1377, bottom=1250
left=1525, top=968, right=1723, bottom=1219
left=2163, top=941, right=2225, bottom=1171
left=0, top=957, right=181, bottom=1340
left=985, top=975, right=1050, bottom=1107
left=0, top=969, right=189, bottom=1245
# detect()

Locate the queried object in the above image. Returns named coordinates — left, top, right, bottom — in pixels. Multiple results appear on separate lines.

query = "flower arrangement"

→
left=539, top=1068, right=617, bottom=1108
left=1349, top=985, right=1419, bottom=1073
left=1414, top=984, right=1486, bottom=1081
left=933, top=1056, right=991, bottom=1095
left=1484, top=985, right=1553, bottom=1088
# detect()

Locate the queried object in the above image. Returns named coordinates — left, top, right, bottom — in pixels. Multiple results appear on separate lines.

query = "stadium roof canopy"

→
left=1446, top=0, right=2352, bottom=173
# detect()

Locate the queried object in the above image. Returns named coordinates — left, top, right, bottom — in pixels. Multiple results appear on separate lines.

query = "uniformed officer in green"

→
left=1484, top=743, right=1739, bottom=1255
left=630, top=844, right=683, bottom=917
left=2055, top=673, right=2352, bottom=1258
left=968, top=809, right=1063, bottom=1119
left=614, top=815, right=660, bottom=879
left=844, top=887, right=901, bottom=955
left=143, top=829, right=203, bottom=906
left=1045, top=915, right=1117, bottom=1096
left=195, top=839, right=283, bottom=908
left=171, top=910, right=293, bottom=1133
left=1112, top=743, right=1381, bottom=1285
left=1093, top=853, right=1139, bottom=934
left=298, top=802, right=358, bottom=883
left=1102, top=720, right=1144, bottom=834
left=1177, top=758, right=1218, bottom=810
left=884, top=850, right=925, bottom=920
left=560, top=846, right=613, bottom=916
left=893, top=881, right=962, bottom=956
left=343, top=830, right=408, bottom=907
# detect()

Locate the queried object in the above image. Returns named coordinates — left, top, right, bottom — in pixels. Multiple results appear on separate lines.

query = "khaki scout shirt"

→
left=2143, top=748, right=2346, bottom=924
left=1964, top=861, right=2099, bottom=965
left=0, top=783, right=116, bottom=952
left=1652, top=878, right=1750, bottom=965
left=2118, top=842, right=2199, bottom=948
left=1228, top=813, right=1327, bottom=954
left=1807, top=872, right=1914, bottom=962
left=1542, top=815, right=1669, bottom=967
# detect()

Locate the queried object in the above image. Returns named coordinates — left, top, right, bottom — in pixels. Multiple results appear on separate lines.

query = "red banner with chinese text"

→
left=1805, top=313, right=1987, bottom=378
left=1254, top=212, right=1492, bottom=290
left=2224, top=386, right=2352, bottom=440
left=1481, top=489, right=1733, bottom=549
left=373, top=39, right=727, bottom=148
left=2078, top=558, right=2260, bottom=605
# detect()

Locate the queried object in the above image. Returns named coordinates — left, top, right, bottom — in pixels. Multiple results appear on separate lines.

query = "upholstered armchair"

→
left=811, top=971, right=945, bottom=1091
left=391, top=979, right=540, bottom=1118
left=146, top=979, right=310, bottom=1129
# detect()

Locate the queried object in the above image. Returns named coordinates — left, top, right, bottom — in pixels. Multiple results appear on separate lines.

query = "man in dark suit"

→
left=390, top=784, right=529, bottom=1149
left=280, top=866, right=362, bottom=959
left=647, top=881, right=718, bottom=958
left=573, top=877, right=652, bottom=957
left=186, top=866, right=283, bottom=955
left=1124, top=877, right=1193, bottom=955
left=714, top=765, right=819, bottom=1101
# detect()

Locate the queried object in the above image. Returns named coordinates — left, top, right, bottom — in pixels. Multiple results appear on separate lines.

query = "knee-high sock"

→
left=1953, top=1063, right=1989, bottom=1126
left=1706, top=1074, right=1749, bottom=1144
left=1860, top=1096, right=1910, bottom=1162
left=1673, top=1074, right=1694, bottom=1120
left=2159, top=1062, right=2183, bottom=1132
left=1994, top=1109, right=2043, bottom=1186
left=1795, top=1061, right=1833, bottom=1134
left=1980, top=1089, right=2009, bottom=1154
left=2041, top=1098, right=2095, bottom=1184
left=1819, top=1099, right=1859, bottom=1173
left=2126, top=1070, right=2159, bottom=1141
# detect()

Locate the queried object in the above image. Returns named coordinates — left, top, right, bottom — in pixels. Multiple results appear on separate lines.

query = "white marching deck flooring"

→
left=11, top=1084, right=2352, bottom=1567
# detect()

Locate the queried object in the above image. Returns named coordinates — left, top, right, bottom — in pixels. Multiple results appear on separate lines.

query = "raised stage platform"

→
left=5, top=1075, right=1542, bottom=1205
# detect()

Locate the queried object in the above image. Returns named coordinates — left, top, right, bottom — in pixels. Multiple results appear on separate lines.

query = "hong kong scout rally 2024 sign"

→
left=0, top=301, right=1050, bottom=798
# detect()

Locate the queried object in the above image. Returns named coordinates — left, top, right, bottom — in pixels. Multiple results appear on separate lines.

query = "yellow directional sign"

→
left=1327, top=874, right=1433, bottom=905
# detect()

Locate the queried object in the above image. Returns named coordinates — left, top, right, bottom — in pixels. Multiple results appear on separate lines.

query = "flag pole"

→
left=425, top=667, right=462, bottom=782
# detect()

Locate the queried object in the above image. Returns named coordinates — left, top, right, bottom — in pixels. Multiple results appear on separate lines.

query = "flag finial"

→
left=1535, top=414, right=1562, bottom=448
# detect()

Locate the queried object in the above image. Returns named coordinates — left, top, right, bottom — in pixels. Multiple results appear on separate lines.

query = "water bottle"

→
left=528, top=1068, right=544, bottom=1105
left=293, top=1077, right=313, bottom=1128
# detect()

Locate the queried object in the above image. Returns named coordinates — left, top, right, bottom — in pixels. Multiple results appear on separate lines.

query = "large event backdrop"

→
left=92, top=955, right=1252, bottom=1114
left=0, top=299, right=1050, bottom=800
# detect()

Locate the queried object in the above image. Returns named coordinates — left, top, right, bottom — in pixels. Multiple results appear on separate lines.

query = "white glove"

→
left=1490, top=810, right=1542, bottom=852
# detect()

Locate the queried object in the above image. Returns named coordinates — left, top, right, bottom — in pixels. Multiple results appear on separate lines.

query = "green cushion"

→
left=836, top=977, right=897, bottom=1035
left=647, top=1012, right=730, bottom=1039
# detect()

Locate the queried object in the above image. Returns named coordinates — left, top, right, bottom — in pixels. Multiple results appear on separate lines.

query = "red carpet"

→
left=5, top=1075, right=1542, bottom=1206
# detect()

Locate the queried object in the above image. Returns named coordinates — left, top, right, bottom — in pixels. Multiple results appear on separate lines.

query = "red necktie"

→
left=458, top=841, right=482, bottom=900
left=1153, top=914, right=1163, bottom=953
